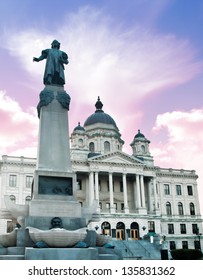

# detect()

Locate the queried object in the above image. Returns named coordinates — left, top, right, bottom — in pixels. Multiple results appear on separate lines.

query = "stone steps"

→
left=98, top=253, right=119, bottom=260
left=0, top=254, right=24, bottom=260
left=0, top=247, right=25, bottom=260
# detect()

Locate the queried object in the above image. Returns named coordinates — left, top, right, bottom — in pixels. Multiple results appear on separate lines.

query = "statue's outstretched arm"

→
left=33, top=50, right=47, bottom=62
left=33, top=55, right=45, bottom=62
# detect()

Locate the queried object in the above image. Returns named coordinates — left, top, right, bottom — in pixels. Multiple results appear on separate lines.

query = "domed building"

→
left=71, top=97, right=124, bottom=158
left=0, top=97, right=202, bottom=256
left=70, top=97, right=202, bottom=251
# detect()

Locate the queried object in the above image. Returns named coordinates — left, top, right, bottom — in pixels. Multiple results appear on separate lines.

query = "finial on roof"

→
left=95, top=96, right=104, bottom=112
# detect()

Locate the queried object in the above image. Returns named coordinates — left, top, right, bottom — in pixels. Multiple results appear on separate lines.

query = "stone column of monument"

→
left=29, top=40, right=82, bottom=223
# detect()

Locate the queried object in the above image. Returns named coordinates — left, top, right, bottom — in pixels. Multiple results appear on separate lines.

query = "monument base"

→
left=29, top=199, right=82, bottom=218
left=25, top=247, right=122, bottom=260
left=25, top=217, right=87, bottom=230
left=25, top=247, right=98, bottom=260
left=32, top=169, right=77, bottom=200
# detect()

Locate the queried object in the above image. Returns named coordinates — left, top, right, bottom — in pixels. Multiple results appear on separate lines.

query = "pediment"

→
left=88, top=151, right=143, bottom=165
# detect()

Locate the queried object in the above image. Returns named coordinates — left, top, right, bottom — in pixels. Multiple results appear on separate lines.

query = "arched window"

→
left=78, top=138, right=83, bottom=147
left=130, top=222, right=139, bottom=239
left=116, top=222, right=125, bottom=240
left=101, top=221, right=111, bottom=236
left=9, top=195, right=16, bottom=203
left=104, top=141, right=110, bottom=153
left=166, top=202, right=172, bottom=215
left=178, top=202, right=184, bottom=215
left=25, top=196, right=31, bottom=205
left=89, top=142, right=95, bottom=152
left=141, top=145, right=146, bottom=153
left=190, top=202, right=195, bottom=215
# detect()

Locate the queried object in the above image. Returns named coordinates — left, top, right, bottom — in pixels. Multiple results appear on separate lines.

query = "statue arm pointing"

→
left=33, top=49, right=48, bottom=62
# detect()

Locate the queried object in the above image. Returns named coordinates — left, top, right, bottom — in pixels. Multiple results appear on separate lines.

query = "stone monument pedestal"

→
left=0, top=42, right=122, bottom=260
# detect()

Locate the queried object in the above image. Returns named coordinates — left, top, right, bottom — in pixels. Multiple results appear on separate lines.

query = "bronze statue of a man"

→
left=33, top=40, right=69, bottom=86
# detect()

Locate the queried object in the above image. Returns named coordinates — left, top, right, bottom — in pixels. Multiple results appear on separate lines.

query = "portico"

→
left=76, top=159, right=158, bottom=216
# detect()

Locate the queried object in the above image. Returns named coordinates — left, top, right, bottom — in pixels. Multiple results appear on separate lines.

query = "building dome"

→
left=73, top=122, right=85, bottom=132
left=133, top=129, right=150, bottom=143
left=84, top=97, right=118, bottom=128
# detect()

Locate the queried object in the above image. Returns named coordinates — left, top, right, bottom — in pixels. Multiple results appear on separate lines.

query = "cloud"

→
left=1, top=5, right=202, bottom=152
left=0, top=91, right=38, bottom=157
left=151, top=109, right=203, bottom=213
left=3, top=6, right=203, bottom=109
left=153, top=109, right=203, bottom=157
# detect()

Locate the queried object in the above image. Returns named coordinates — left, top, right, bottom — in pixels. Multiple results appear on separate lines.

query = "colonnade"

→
left=88, top=171, right=157, bottom=214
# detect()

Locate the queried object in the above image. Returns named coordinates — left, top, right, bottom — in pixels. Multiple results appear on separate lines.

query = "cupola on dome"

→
left=73, top=122, right=85, bottom=132
left=84, top=97, right=118, bottom=128
left=133, top=129, right=150, bottom=143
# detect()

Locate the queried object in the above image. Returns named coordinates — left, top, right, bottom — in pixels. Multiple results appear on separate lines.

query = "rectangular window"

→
left=148, top=221, right=155, bottom=232
left=166, top=202, right=172, bottom=215
left=169, top=241, right=176, bottom=250
left=168, top=224, right=174, bottom=234
left=121, top=203, right=124, bottom=211
left=194, top=240, right=201, bottom=250
left=114, top=203, right=117, bottom=210
left=9, top=175, right=17, bottom=187
left=164, top=184, right=170, bottom=195
left=180, top=224, right=186, bottom=234
left=187, top=185, right=193, bottom=196
left=99, top=202, right=102, bottom=209
left=182, top=241, right=188, bottom=249
left=176, top=185, right=182, bottom=195
left=192, top=224, right=198, bottom=234
left=26, top=176, right=33, bottom=188
left=106, top=203, right=110, bottom=209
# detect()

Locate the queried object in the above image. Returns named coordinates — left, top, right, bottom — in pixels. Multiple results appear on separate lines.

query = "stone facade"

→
left=0, top=98, right=202, bottom=251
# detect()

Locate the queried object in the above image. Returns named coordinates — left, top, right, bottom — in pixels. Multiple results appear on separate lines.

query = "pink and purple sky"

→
left=0, top=0, right=203, bottom=215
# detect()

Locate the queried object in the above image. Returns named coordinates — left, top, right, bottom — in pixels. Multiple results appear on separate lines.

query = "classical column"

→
left=94, top=171, right=100, bottom=212
left=140, top=175, right=146, bottom=208
left=109, top=172, right=115, bottom=213
left=153, top=177, right=157, bottom=212
left=123, top=173, right=129, bottom=213
left=136, top=174, right=141, bottom=208
left=148, top=180, right=153, bottom=212
left=133, top=179, right=137, bottom=210
left=89, top=171, right=94, bottom=206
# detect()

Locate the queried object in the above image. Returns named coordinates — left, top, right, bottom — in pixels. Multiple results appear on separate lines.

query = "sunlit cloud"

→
left=3, top=6, right=203, bottom=109
left=0, top=91, right=38, bottom=157
left=152, top=109, right=203, bottom=213
left=1, top=5, right=202, bottom=155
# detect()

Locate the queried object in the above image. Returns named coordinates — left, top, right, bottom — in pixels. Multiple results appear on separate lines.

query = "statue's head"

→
left=51, top=40, right=60, bottom=49
left=50, top=217, right=63, bottom=228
